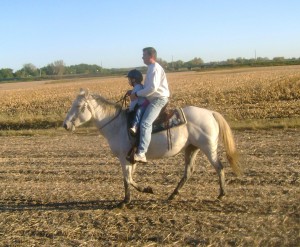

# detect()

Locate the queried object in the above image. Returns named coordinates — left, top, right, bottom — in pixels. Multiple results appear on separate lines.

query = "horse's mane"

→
left=90, top=94, right=122, bottom=116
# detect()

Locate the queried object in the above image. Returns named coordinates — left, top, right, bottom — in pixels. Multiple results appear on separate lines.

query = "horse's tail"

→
left=212, top=112, right=242, bottom=176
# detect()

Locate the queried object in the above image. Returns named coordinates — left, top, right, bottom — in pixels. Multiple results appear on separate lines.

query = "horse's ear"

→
left=79, top=88, right=89, bottom=97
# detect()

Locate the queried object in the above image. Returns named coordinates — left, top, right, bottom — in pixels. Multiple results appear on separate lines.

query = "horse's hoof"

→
left=168, top=190, right=179, bottom=201
left=144, top=186, right=154, bottom=194
left=168, top=194, right=175, bottom=201
left=217, top=194, right=225, bottom=200
left=117, top=201, right=128, bottom=209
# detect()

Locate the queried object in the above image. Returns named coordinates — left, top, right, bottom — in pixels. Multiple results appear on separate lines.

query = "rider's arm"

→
left=136, top=65, right=158, bottom=97
left=129, top=98, right=137, bottom=112
left=129, top=85, right=143, bottom=111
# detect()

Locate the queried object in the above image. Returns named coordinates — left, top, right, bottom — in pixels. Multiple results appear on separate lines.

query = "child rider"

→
left=126, top=69, right=149, bottom=135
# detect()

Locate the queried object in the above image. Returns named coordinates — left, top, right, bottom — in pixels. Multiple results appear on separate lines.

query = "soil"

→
left=0, top=129, right=299, bottom=246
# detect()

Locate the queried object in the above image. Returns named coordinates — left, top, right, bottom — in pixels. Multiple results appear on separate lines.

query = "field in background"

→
left=0, top=65, right=299, bottom=131
left=0, top=66, right=299, bottom=246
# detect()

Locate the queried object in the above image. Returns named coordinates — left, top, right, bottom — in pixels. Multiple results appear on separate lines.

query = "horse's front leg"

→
left=118, top=158, right=154, bottom=208
left=129, top=163, right=154, bottom=194
left=118, top=159, right=132, bottom=208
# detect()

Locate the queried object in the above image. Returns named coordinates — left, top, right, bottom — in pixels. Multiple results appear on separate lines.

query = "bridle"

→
left=70, top=98, right=94, bottom=128
left=71, top=93, right=128, bottom=130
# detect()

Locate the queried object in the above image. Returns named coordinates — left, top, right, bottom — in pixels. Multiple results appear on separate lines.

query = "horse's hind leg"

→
left=203, top=148, right=226, bottom=199
left=168, top=145, right=199, bottom=200
left=213, top=159, right=226, bottom=199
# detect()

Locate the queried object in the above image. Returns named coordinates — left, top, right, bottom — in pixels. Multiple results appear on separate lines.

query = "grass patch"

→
left=0, top=127, right=99, bottom=136
left=0, top=118, right=62, bottom=130
left=230, top=117, right=300, bottom=130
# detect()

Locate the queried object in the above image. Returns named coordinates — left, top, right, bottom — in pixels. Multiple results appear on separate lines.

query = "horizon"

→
left=2, top=54, right=300, bottom=73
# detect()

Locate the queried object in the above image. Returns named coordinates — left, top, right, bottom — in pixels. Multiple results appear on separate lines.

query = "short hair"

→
left=143, top=47, right=157, bottom=59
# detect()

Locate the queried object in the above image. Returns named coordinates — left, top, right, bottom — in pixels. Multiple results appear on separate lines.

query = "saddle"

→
left=127, top=104, right=186, bottom=135
left=126, top=105, right=187, bottom=163
left=152, top=105, right=186, bottom=133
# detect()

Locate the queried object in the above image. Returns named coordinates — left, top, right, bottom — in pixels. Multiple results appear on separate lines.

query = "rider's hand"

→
left=126, top=90, right=132, bottom=96
left=130, top=93, right=138, bottom=101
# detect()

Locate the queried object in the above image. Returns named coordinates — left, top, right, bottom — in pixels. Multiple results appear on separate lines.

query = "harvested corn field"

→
left=0, top=65, right=299, bottom=129
left=0, top=66, right=299, bottom=246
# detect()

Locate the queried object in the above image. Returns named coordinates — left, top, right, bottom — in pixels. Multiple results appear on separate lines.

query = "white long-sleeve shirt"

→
left=136, top=62, right=170, bottom=100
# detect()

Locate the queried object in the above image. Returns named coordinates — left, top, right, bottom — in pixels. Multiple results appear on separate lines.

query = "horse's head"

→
left=63, top=88, right=94, bottom=131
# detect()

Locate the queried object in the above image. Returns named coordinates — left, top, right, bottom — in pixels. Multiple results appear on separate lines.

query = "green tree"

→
left=185, top=57, right=204, bottom=70
left=191, top=57, right=204, bottom=66
left=172, top=60, right=184, bottom=70
left=53, top=60, right=65, bottom=75
left=156, top=58, right=168, bottom=69
left=257, top=57, right=270, bottom=62
left=23, top=63, right=38, bottom=76
left=44, top=64, right=55, bottom=75
left=43, top=60, right=65, bottom=75
left=273, top=57, right=285, bottom=62
left=227, top=58, right=237, bottom=65
left=0, top=68, right=14, bottom=79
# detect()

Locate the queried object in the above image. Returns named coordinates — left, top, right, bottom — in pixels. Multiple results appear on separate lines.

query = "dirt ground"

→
left=0, top=128, right=299, bottom=246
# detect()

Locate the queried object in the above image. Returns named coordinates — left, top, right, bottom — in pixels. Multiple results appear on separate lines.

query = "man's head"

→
left=142, top=47, right=157, bottom=65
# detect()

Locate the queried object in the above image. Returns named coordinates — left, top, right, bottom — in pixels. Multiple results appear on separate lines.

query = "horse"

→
left=63, top=88, right=242, bottom=208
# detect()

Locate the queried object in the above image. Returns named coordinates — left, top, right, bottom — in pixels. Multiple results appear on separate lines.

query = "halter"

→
left=70, top=98, right=95, bottom=128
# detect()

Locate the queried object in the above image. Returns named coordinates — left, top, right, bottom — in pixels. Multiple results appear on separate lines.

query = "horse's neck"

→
left=90, top=98, right=125, bottom=133
left=90, top=98, right=129, bottom=155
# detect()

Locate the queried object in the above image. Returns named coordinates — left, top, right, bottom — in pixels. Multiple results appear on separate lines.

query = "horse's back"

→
left=183, top=106, right=217, bottom=128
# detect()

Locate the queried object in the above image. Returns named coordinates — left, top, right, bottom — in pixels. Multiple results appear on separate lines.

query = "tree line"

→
left=0, top=60, right=105, bottom=80
left=1, top=56, right=300, bottom=81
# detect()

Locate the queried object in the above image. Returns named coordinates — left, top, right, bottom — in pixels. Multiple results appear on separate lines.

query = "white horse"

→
left=63, top=89, right=241, bottom=208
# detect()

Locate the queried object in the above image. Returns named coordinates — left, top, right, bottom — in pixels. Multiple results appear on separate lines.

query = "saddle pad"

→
left=152, top=107, right=187, bottom=133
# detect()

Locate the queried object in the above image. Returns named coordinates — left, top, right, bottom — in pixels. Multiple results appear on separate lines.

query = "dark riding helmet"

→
left=126, top=69, right=143, bottom=83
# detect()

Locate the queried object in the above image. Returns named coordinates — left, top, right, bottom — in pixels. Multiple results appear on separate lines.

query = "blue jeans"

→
left=138, top=97, right=169, bottom=154
left=131, top=105, right=147, bottom=129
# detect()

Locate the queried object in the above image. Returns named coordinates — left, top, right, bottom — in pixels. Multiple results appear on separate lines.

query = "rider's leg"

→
left=137, top=97, right=168, bottom=155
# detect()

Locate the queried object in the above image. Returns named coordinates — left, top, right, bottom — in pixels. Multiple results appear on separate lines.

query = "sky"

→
left=1, top=0, right=300, bottom=71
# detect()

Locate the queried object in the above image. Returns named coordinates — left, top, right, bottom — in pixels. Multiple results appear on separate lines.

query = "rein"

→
left=98, top=93, right=128, bottom=130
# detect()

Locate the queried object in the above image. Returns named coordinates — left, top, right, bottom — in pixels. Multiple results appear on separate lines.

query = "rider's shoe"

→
left=129, top=126, right=137, bottom=135
left=134, top=152, right=147, bottom=163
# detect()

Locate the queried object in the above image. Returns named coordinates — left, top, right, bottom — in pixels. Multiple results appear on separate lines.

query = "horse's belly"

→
left=147, top=125, right=188, bottom=159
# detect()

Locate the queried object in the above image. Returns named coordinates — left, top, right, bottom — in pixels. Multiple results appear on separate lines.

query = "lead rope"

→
left=115, top=93, right=129, bottom=109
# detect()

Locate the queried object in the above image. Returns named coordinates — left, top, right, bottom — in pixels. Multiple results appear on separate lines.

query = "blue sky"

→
left=1, top=0, right=299, bottom=71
